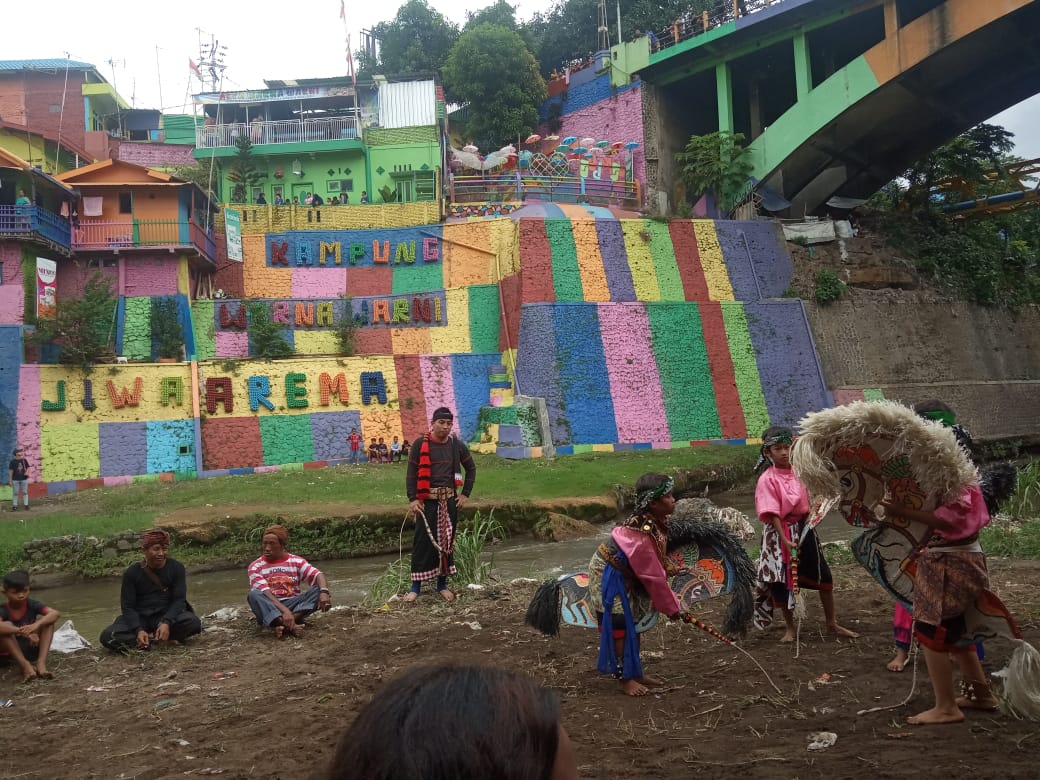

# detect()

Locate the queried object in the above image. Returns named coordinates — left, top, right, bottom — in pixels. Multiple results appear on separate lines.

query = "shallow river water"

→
left=37, top=490, right=857, bottom=643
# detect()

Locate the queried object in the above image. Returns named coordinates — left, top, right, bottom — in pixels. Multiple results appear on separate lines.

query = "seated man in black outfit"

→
left=100, top=529, right=202, bottom=652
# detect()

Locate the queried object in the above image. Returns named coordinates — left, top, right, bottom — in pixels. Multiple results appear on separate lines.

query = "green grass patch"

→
left=2, top=446, right=756, bottom=574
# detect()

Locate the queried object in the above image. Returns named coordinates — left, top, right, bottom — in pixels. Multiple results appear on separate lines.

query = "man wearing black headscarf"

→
left=403, top=407, right=477, bottom=602
left=100, top=529, right=202, bottom=653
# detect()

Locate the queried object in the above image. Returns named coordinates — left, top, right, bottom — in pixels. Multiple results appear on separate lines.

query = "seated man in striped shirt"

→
left=246, top=524, right=331, bottom=638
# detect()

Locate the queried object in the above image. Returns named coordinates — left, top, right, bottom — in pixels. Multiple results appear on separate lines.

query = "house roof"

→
left=0, top=120, right=95, bottom=163
left=0, top=147, right=30, bottom=168
left=55, top=158, right=175, bottom=184
left=0, top=59, right=96, bottom=72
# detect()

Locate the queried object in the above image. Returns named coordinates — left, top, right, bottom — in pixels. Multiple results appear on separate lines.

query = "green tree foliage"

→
left=369, top=0, right=460, bottom=76
left=227, top=136, right=263, bottom=203
left=465, top=0, right=517, bottom=30
left=442, top=24, right=546, bottom=149
left=151, top=297, right=184, bottom=360
left=30, top=272, right=116, bottom=367
left=868, top=123, right=1039, bottom=307
left=522, top=0, right=713, bottom=77
left=247, top=303, right=293, bottom=359
left=674, top=131, right=752, bottom=212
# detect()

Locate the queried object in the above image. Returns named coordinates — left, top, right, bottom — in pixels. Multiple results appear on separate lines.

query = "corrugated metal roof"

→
left=378, top=80, right=437, bottom=130
left=0, top=59, right=96, bottom=71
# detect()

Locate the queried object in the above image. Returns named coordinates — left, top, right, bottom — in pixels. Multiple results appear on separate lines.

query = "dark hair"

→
left=761, top=425, right=794, bottom=442
left=325, top=664, right=561, bottom=780
left=912, top=399, right=953, bottom=416
left=634, top=472, right=670, bottom=496
left=2, top=570, right=30, bottom=590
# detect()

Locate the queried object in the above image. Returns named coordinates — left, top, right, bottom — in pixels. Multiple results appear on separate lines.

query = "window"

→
left=118, top=192, right=132, bottom=213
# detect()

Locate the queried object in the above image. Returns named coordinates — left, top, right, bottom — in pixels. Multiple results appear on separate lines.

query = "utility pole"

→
left=196, top=30, right=228, bottom=93
left=597, top=0, right=611, bottom=51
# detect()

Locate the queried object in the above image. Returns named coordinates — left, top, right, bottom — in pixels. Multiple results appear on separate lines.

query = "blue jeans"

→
left=247, top=588, right=320, bottom=627
left=11, top=480, right=28, bottom=507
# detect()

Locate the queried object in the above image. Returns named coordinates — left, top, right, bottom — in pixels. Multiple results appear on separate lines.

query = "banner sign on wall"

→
left=225, top=209, right=243, bottom=262
left=36, top=258, right=57, bottom=319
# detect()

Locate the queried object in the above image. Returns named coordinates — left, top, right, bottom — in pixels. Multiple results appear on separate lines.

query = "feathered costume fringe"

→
left=792, top=400, right=1040, bottom=721
left=523, top=503, right=756, bottom=639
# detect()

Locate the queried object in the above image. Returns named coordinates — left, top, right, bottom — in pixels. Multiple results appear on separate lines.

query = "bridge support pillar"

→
left=793, top=31, right=812, bottom=99
left=883, top=0, right=898, bottom=37
left=715, top=62, right=734, bottom=133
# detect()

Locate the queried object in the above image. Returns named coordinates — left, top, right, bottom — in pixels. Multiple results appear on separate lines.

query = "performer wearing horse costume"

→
left=752, top=426, right=859, bottom=642
left=793, top=400, right=1040, bottom=724
left=526, top=473, right=755, bottom=697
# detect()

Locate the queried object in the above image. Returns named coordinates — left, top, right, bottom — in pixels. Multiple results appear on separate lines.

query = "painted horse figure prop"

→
left=525, top=499, right=756, bottom=639
left=792, top=400, right=1040, bottom=719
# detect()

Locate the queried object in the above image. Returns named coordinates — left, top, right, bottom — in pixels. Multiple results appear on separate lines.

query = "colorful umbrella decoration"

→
left=525, top=134, right=542, bottom=144
left=545, top=135, right=560, bottom=141
left=555, top=145, right=572, bottom=154
left=571, top=146, right=588, bottom=155
left=595, top=140, right=610, bottom=148
left=580, top=137, right=596, bottom=148
left=561, top=136, right=578, bottom=146
left=623, top=141, right=640, bottom=150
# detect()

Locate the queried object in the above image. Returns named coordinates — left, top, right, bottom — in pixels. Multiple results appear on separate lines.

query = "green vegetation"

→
left=28, top=272, right=116, bottom=367
left=441, top=24, right=546, bottom=149
left=334, top=297, right=358, bottom=356
left=246, top=302, right=293, bottom=358
left=869, top=123, right=1040, bottom=307
left=813, top=269, right=847, bottom=304
left=227, top=135, right=263, bottom=204
left=151, top=297, right=184, bottom=359
left=452, top=510, right=507, bottom=586
left=0, top=446, right=755, bottom=574
left=674, top=131, right=753, bottom=214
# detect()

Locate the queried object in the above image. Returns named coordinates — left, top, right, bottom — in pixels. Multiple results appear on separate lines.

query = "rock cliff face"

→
left=787, top=230, right=1040, bottom=443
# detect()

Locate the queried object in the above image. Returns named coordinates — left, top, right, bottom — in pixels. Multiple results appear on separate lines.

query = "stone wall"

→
left=806, top=296, right=1040, bottom=440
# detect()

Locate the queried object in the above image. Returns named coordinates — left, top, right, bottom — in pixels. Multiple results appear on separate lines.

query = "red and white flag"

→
left=189, top=58, right=202, bottom=80
left=339, top=0, right=345, bottom=19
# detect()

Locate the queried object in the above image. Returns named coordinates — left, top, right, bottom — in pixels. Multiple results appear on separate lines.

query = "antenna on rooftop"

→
left=597, top=0, right=611, bottom=51
left=196, top=29, right=228, bottom=93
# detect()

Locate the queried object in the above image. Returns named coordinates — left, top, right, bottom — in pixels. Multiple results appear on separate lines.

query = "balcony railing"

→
left=0, top=205, right=72, bottom=250
left=73, top=218, right=217, bottom=262
left=452, top=173, right=640, bottom=208
left=196, top=116, right=361, bottom=148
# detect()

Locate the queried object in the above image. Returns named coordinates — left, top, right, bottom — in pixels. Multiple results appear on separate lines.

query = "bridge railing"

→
left=651, top=0, right=785, bottom=52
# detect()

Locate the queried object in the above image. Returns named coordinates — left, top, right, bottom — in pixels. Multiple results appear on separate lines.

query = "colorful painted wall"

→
left=538, top=72, right=646, bottom=186
left=510, top=217, right=830, bottom=449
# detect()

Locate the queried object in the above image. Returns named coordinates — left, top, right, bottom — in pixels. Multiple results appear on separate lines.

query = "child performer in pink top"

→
left=752, top=426, right=859, bottom=642
left=587, top=473, right=687, bottom=696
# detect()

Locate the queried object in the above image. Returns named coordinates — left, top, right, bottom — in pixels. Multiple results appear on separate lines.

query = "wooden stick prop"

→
left=680, top=613, right=782, bottom=694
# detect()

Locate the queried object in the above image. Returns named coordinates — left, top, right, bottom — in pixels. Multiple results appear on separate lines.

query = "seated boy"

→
left=0, top=570, right=60, bottom=681
left=376, top=437, right=390, bottom=463
left=367, top=437, right=379, bottom=462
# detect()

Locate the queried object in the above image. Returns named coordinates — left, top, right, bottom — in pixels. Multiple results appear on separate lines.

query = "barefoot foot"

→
left=827, top=624, right=860, bottom=639
left=779, top=631, right=795, bottom=643
left=401, top=591, right=419, bottom=603
left=273, top=625, right=286, bottom=639
left=438, top=588, right=456, bottom=602
left=637, top=675, right=664, bottom=687
left=288, top=624, right=304, bottom=638
left=887, top=651, right=908, bottom=672
left=620, top=679, right=649, bottom=697
left=907, top=706, right=964, bottom=725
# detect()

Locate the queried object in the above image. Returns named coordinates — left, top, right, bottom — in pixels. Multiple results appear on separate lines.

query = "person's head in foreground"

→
left=324, top=664, right=579, bottom=780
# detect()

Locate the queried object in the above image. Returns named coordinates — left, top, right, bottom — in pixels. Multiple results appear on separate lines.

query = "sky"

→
left=2, top=0, right=1037, bottom=160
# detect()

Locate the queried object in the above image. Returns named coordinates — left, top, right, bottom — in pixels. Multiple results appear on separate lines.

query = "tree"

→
left=227, top=136, right=263, bottom=203
left=30, top=272, right=116, bottom=367
left=900, top=123, right=1016, bottom=210
left=170, top=164, right=219, bottom=200
left=152, top=297, right=184, bottom=360
left=466, top=0, right=517, bottom=31
left=370, top=0, right=459, bottom=76
left=522, top=0, right=710, bottom=78
left=247, top=303, right=293, bottom=359
left=442, top=25, right=546, bottom=150
left=674, top=131, right=752, bottom=212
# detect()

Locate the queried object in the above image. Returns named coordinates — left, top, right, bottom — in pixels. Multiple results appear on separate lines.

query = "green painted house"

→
left=192, top=75, right=444, bottom=206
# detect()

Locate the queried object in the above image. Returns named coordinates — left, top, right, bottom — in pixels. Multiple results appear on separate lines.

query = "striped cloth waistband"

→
left=426, top=487, right=456, bottom=500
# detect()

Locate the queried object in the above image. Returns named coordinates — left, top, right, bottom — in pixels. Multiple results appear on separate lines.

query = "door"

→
left=291, top=183, right=313, bottom=205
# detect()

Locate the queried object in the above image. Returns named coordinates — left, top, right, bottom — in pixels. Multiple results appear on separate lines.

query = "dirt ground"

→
left=3, top=559, right=1040, bottom=780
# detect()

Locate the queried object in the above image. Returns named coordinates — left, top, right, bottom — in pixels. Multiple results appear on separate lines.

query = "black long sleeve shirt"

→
left=406, top=435, right=476, bottom=500
left=118, top=558, right=190, bottom=632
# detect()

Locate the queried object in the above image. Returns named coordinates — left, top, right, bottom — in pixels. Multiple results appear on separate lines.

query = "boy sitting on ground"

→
left=0, top=570, right=60, bottom=681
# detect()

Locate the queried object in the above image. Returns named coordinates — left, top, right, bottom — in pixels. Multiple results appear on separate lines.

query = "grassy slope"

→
left=0, top=446, right=756, bottom=572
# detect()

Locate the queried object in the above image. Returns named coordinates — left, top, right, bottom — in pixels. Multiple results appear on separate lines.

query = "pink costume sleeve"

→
left=613, top=527, right=682, bottom=617
left=934, top=484, right=990, bottom=541
left=755, top=470, right=783, bottom=523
